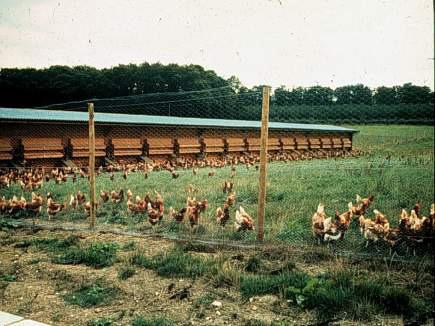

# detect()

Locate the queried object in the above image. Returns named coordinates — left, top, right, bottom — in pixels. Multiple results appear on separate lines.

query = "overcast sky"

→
left=0, top=0, right=433, bottom=89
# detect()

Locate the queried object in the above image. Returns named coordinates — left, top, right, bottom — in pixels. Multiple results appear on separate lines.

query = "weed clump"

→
left=244, top=255, right=262, bottom=273
left=117, top=265, right=135, bottom=280
left=54, top=242, right=118, bottom=268
left=19, top=235, right=80, bottom=252
left=132, top=315, right=174, bottom=326
left=131, top=248, right=214, bottom=278
left=210, top=260, right=240, bottom=288
left=64, top=282, right=118, bottom=308
left=283, top=270, right=425, bottom=322
left=121, top=240, right=136, bottom=251
left=194, top=293, right=215, bottom=307
left=239, top=267, right=430, bottom=323
left=88, top=317, right=112, bottom=326
left=0, top=273, right=17, bottom=282
left=240, top=271, right=309, bottom=298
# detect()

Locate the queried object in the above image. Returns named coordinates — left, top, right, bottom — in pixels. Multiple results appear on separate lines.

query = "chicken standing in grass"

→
left=225, top=192, right=236, bottom=207
left=111, top=189, right=124, bottom=203
left=399, top=203, right=435, bottom=251
left=358, top=209, right=390, bottom=247
left=312, top=203, right=327, bottom=241
left=333, top=202, right=354, bottom=239
left=6, top=196, right=23, bottom=214
left=0, top=175, right=10, bottom=188
left=169, top=206, right=187, bottom=223
left=222, top=180, right=233, bottom=193
left=24, top=192, right=43, bottom=214
left=46, top=194, right=66, bottom=220
left=351, top=194, right=374, bottom=216
left=216, top=205, right=230, bottom=226
left=216, top=192, right=236, bottom=227
left=100, top=191, right=110, bottom=203
left=186, top=197, right=208, bottom=227
left=311, top=203, right=344, bottom=243
left=84, top=201, right=98, bottom=216
left=126, top=189, right=133, bottom=201
left=69, top=194, right=79, bottom=209
left=234, top=206, right=254, bottom=231
left=127, top=195, right=147, bottom=214
left=146, top=191, right=165, bottom=225
left=76, top=190, right=86, bottom=205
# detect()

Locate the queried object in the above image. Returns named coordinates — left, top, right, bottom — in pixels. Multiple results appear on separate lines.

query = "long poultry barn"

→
left=0, top=107, right=357, bottom=167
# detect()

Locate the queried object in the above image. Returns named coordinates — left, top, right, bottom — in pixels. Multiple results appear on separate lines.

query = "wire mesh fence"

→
left=0, top=85, right=433, bottom=262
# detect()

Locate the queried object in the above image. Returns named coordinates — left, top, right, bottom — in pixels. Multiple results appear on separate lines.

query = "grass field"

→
left=1, top=125, right=434, bottom=325
left=1, top=125, right=434, bottom=255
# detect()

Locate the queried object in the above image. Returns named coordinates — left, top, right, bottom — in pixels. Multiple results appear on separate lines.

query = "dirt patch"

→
left=0, top=228, right=431, bottom=326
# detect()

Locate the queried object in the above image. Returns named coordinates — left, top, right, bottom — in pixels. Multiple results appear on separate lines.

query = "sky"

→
left=0, top=0, right=433, bottom=89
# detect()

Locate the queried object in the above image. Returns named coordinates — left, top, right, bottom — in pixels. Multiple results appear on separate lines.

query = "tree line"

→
left=273, top=84, right=434, bottom=106
left=0, top=64, right=433, bottom=108
left=0, top=63, right=433, bottom=124
left=0, top=63, right=228, bottom=108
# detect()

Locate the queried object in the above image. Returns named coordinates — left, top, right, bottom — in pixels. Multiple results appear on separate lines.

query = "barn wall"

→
left=0, top=121, right=353, bottom=164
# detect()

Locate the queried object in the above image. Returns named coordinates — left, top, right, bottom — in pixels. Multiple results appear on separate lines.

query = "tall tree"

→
left=334, top=84, right=372, bottom=105
left=304, top=86, right=333, bottom=105
left=397, top=83, right=432, bottom=104
left=373, top=86, right=398, bottom=105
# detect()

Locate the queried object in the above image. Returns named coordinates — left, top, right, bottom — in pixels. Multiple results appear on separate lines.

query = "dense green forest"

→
left=0, top=63, right=433, bottom=124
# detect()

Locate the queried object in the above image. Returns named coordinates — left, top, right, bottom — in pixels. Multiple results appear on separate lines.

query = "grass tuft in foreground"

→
left=17, top=235, right=80, bottom=252
left=0, top=273, right=17, bottom=282
left=117, top=265, right=136, bottom=280
left=132, top=315, right=175, bottom=326
left=238, top=265, right=432, bottom=323
left=88, top=317, right=113, bottom=326
left=53, top=242, right=118, bottom=268
left=130, top=248, right=214, bottom=278
left=240, top=271, right=309, bottom=298
left=64, top=281, right=118, bottom=308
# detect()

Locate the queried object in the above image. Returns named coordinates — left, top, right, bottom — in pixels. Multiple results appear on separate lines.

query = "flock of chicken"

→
left=0, top=161, right=256, bottom=232
left=2, top=150, right=315, bottom=232
left=312, top=195, right=435, bottom=252
left=0, top=146, right=359, bottom=190
left=1, top=152, right=433, bottom=251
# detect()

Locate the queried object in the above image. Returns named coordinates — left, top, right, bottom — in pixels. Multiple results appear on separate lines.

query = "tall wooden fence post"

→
left=257, top=86, right=270, bottom=241
left=88, top=102, right=97, bottom=229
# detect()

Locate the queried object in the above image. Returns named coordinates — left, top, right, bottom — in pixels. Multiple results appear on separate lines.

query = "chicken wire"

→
left=0, top=86, right=433, bottom=263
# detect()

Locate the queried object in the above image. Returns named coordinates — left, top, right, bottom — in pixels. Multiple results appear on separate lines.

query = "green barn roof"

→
left=0, top=107, right=357, bottom=133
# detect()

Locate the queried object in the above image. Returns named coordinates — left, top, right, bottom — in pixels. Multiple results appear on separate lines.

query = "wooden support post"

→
left=88, top=103, right=97, bottom=229
left=257, top=86, right=270, bottom=241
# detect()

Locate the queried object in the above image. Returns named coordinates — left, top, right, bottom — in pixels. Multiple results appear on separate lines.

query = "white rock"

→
left=211, top=300, right=222, bottom=308
left=252, top=305, right=258, bottom=311
left=216, top=311, right=221, bottom=316
left=249, top=297, right=254, bottom=303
